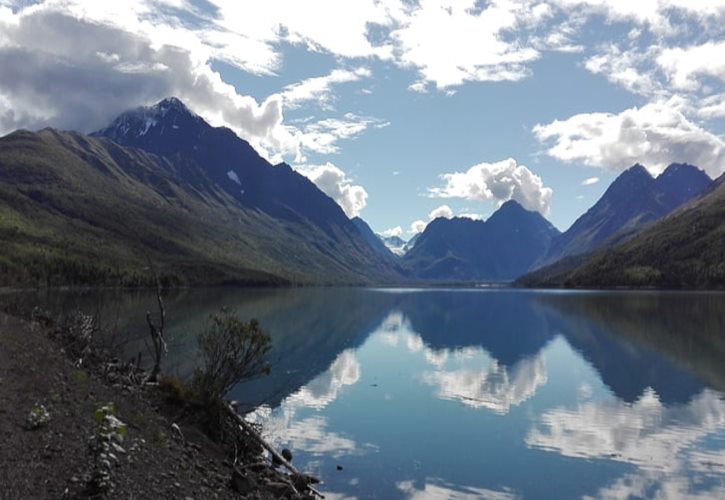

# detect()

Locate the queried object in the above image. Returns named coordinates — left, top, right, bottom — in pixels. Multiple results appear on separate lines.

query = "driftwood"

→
left=145, top=275, right=167, bottom=382
left=224, top=403, right=324, bottom=498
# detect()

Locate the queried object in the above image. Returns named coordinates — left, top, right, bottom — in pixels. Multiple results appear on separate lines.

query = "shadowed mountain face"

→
left=402, top=201, right=560, bottom=281
left=522, top=172, right=725, bottom=288
left=93, top=98, right=362, bottom=236
left=0, top=99, right=402, bottom=286
left=351, top=217, right=399, bottom=262
left=540, top=163, right=712, bottom=266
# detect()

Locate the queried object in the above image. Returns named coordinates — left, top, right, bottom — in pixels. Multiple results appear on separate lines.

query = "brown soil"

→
left=0, top=312, right=313, bottom=499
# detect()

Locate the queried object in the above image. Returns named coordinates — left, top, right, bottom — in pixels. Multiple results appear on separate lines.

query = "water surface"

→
left=7, top=288, right=725, bottom=498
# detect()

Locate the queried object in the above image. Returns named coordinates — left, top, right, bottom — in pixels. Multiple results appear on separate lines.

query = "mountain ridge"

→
left=539, top=162, right=712, bottom=267
left=0, top=99, right=403, bottom=286
left=518, top=172, right=725, bottom=288
left=402, top=201, right=560, bottom=282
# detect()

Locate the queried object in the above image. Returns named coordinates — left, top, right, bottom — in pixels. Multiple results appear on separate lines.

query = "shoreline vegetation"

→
left=0, top=302, right=322, bottom=499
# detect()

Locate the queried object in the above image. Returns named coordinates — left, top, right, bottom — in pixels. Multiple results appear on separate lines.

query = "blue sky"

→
left=1, top=1, right=724, bottom=236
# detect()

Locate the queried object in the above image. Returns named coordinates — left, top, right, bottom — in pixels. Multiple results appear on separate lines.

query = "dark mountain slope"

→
left=93, top=98, right=356, bottom=234
left=540, top=163, right=711, bottom=266
left=0, top=127, right=401, bottom=286
left=351, top=216, right=400, bottom=262
left=402, top=201, right=560, bottom=281
left=519, top=173, right=725, bottom=288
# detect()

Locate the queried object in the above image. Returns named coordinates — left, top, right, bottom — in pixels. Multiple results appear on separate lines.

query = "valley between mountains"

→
left=1, top=97, right=723, bottom=289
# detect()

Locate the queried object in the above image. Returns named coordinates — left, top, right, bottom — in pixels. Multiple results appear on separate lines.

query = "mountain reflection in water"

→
left=7, top=288, right=724, bottom=498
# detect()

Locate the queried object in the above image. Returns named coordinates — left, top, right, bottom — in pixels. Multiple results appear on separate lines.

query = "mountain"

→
left=402, top=201, right=560, bottom=282
left=379, top=235, right=407, bottom=256
left=93, top=98, right=359, bottom=234
left=540, top=163, right=712, bottom=266
left=0, top=99, right=403, bottom=286
left=351, top=217, right=399, bottom=261
left=518, top=173, right=725, bottom=288
left=403, top=233, right=421, bottom=253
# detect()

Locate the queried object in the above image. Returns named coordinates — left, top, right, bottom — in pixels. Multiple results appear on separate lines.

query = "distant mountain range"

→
left=402, top=200, right=560, bottom=281
left=0, top=98, right=402, bottom=286
left=379, top=235, right=407, bottom=256
left=1, top=96, right=722, bottom=289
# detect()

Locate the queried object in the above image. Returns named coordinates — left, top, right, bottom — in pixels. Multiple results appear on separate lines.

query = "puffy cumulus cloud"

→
left=580, top=177, right=599, bottom=186
left=295, top=162, right=368, bottom=218
left=533, top=101, right=725, bottom=177
left=380, top=226, right=403, bottom=238
left=390, top=0, right=543, bottom=89
left=0, top=2, right=384, bottom=162
left=429, top=158, right=553, bottom=215
left=410, top=219, right=427, bottom=234
left=428, top=204, right=453, bottom=220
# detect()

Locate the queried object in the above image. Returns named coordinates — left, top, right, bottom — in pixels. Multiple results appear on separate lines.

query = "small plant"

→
left=158, top=374, right=187, bottom=403
left=192, top=307, right=272, bottom=406
left=88, top=403, right=127, bottom=493
left=25, top=402, right=50, bottom=430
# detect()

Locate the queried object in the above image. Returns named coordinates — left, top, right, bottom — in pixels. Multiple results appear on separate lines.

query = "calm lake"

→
left=7, top=288, right=725, bottom=499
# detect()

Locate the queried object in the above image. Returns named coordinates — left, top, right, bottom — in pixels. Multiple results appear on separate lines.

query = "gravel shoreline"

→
left=0, top=310, right=317, bottom=499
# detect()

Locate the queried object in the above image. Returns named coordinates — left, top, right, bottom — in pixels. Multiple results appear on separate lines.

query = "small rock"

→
left=337, top=465, right=343, bottom=471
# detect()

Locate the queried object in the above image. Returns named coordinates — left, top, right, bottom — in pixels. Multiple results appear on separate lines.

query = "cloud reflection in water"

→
left=527, top=388, right=725, bottom=498
left=421, top=354, right=547, bottom=414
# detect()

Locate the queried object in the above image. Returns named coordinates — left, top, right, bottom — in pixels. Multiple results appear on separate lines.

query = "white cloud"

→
left=279, top=67, right=371, bottom=109
left=580, top=177, right=599, bottom=186
left=428, top=204, right=453, bottom=220
left=533, top=101, right=725, bottom=177
left=410, top=219, right=427, bottom=234
left=298, top=112, right=389, bottom=157
left=390, top=0, right=542, bottom=89
left=583, top=44, right=661, bottom=97
left=207, top=0, right=397, bottom=61
left=0, top=2, right=388, bottom=163
left=429, top=158, right=553, bottom=215
left=458, top=211, right=484, bottom=220
left=697, top=93, right=725, bottom=120
left=296, top=162, right=368, bottom=218
left=380, top=226, right=403, bottom=238
left=657, top=41, right=725, bottom=92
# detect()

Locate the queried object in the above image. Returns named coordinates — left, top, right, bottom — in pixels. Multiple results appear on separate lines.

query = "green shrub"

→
left=191, top=307, right=271, bottom=406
